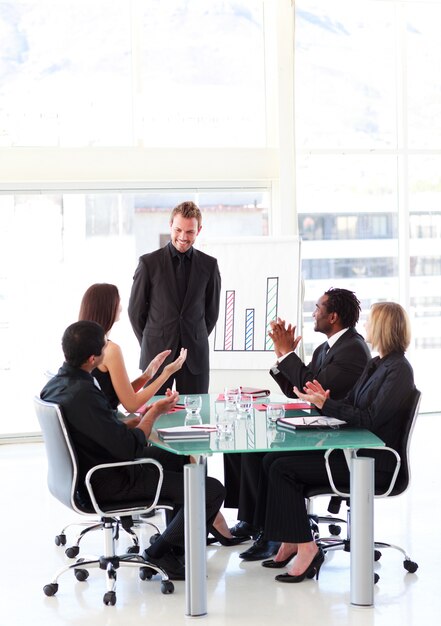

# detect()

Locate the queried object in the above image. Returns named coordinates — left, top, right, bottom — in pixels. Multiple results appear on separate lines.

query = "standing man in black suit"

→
left=229, top=287, right=371, bottom=561
left=128, top=201, right=221, bottom=394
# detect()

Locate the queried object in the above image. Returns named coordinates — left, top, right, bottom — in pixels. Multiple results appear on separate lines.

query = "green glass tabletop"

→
left=148, top=393, right=385, bottom=456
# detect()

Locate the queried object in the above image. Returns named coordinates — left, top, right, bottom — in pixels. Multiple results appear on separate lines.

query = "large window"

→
left=0, top=0, right=266, bottom=148
left=295, top=0, right=441, bottom=411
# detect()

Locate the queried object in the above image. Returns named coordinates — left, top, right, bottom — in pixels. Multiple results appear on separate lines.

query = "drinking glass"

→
left=237, top=393, right=253, bottom=416
left=224, top=386, right=241, bottom=410
left=266, top=403, right=285, bottom=427
left=215, top=404, right=235, bottom=440
left=184, top=395, right=202, bottom=426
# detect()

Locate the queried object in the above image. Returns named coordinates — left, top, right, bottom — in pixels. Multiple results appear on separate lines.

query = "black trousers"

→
left=223, top=453, right=263, bottom=525
left=253, top=450, right=350, bottom=543
left=255, top=450, right=391, bottom=544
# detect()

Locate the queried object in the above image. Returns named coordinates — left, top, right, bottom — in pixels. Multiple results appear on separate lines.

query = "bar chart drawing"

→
left=200, top=236, right=301, bottom=369
left=245, top=308, right=255, bottom=351
left=224, top=290, right=235, bottom=350
left=264, top=277, right=279, bottom=351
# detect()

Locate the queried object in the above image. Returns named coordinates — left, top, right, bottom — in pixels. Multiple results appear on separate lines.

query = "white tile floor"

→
left=0, top=414, right=438, bottom=626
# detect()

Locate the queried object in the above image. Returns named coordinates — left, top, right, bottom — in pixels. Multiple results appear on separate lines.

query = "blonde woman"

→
left=254, top=302, right=415, bottom=583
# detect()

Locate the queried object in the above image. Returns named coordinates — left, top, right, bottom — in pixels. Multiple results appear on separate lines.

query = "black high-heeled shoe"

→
left=262, top=551, right=297, bottom=569
left=207, top=527, right=250, bottom=546
left=275, top=547, right=325, bottom=583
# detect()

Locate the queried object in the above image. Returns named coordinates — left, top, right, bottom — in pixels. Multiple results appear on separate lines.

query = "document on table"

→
left=156, top=425, right=216, bottom=440
left=277, top=415, right=346, bottom=430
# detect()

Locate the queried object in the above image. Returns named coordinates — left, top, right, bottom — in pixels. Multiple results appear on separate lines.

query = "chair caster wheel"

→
left=404, top=559, right=418, bottom=573
left=55, top=534, right=66, bottom=546
left=374, top=573, right=380, bottom=584
left=74, top=568, right=89, bottom=582
left=43, top=583, right=58, bottom=596
left=161, top=580, right=175, bottom=594
left=65, top=545, right=80, bottom=559
left=329, top=524, right=341, bottom=536
left=139, top=567, right=154, bottom=581
left=374, top=550, right=382, bottom=561
left=127, top=545, right=140, bottom=554
left=103, top=591, right=116, bottom=606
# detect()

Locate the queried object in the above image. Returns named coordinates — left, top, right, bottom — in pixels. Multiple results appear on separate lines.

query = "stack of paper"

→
left=156, top=425, right=216, bottom=440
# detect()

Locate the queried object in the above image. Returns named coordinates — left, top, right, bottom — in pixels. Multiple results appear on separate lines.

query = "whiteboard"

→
left=199, top=236, right=302, bottom=369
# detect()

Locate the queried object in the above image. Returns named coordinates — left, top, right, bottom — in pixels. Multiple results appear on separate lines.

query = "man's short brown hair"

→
left=170, top=201, right=202, bottom=228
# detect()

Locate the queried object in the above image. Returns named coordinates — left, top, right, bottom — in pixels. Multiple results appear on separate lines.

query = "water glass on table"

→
left=215, top=404, right=236, bottom=440
left=184, top=395, right=202, bottom=426
left=266, top=403, right=285, bottom=427
left=224, top=387, right=241, bottom=410
left=237, top=393, right=253, bottom=417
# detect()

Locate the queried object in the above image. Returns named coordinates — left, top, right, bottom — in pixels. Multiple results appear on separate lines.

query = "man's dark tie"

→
left=176, top=254, right=187, bottom=305
left=318, top=342, right=329, bottom=369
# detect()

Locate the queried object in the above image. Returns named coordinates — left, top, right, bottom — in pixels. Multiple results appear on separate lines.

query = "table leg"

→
left=350, top=456, right=374, bottom=606
left=184, top=459, right=207, bottom=616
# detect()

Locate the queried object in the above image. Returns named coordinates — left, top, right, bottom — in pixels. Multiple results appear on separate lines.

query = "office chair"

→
left=42, top=370, right=167, bottom=557
left=34, top=397, right=175, bottom=605
left=306, top=388, right=421, bottom=581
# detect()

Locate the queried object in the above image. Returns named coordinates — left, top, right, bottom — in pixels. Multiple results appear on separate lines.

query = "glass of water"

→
left=184, top=395, right=202, bottom=426
left=224, top=387, right=241, bottom=410
left=215, top=404, right=235, bottom=440
left=266, top=403, right=285, bottom=427
left=237, top=393, right=253, bottom=416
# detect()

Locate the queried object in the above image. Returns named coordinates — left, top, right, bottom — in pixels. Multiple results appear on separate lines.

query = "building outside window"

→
left=295, top=0, right=441, bottom=411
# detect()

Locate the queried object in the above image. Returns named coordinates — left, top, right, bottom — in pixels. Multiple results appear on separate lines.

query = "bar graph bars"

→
left=218, top=277, right=279, bottom=352
left=245, top=308, right=255, bottom=351
left=224, top=290, right=235, bottom=350
left=265, top=277, right=278, bottom=351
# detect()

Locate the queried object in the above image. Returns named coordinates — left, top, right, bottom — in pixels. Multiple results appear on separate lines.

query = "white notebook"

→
left=156, top=425, right=215, bottom=440
left=277, top=416, right=346, bottom=430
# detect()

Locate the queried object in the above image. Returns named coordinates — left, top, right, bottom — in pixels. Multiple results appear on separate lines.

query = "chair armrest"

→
left=324, top=448, right=352, bottom=498
left=367, top=447, right=401, bottom=497
left=84, top=457, right=164, bottom=517
left=324, top=447, right=401, bottom=499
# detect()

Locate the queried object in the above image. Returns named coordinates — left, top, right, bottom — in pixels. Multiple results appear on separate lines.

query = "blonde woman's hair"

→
left=369, top=302, right=411, bottom=355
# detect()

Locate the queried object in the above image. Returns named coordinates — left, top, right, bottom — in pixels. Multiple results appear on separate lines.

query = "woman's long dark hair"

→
left=78, top=283, right=120, bottom=335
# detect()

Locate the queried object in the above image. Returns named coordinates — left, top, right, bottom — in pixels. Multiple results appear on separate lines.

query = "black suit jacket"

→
left=270, top=327, right=371, bottom=401
left=323, top=352, right=415, bottom=472
left=128, top=244, right=221, bottom=374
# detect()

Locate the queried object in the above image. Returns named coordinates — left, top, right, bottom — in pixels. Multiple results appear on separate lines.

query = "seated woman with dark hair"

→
left=254, top=302, right=415, bottom=583
left=78, top=283, right=186, bottom=417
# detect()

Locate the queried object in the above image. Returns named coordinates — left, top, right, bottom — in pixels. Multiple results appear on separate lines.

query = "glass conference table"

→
left=149, top=394, right=384, bottom=616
